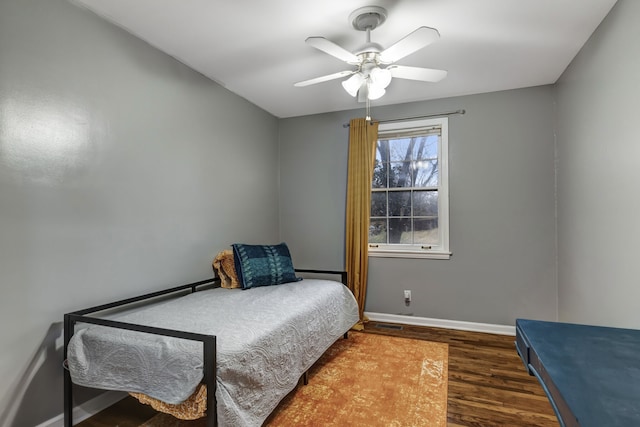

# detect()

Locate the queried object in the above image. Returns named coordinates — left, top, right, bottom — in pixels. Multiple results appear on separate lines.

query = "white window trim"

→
left=368, top=117, right=450, bottom=260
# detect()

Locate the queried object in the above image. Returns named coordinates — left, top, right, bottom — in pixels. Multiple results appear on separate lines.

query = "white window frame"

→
left=368, top=117, right=450, bottom=260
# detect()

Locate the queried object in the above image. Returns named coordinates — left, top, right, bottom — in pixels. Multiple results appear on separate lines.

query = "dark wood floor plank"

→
left=76, top=396, right=157, bottom=426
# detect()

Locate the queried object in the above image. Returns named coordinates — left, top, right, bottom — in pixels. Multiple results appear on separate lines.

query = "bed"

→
left=63, top=268, right=359, bottom=427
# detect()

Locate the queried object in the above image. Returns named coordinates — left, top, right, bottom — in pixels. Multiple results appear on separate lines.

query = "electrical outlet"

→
left=404, top=290, right=411, bottom=306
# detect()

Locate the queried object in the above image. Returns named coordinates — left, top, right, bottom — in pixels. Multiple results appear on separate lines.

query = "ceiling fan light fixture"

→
left=370, top=67, right=392, bottom=89
left=367, top=81, right=386, bottom=100
left=342, top=72, right=364, bottom=97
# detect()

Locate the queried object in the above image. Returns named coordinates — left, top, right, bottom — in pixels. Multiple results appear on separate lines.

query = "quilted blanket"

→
left=67, top=279, right=359, bottom=427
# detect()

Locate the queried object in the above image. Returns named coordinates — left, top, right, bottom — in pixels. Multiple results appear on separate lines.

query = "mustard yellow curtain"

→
left=345, top=118, right=379, bottom=330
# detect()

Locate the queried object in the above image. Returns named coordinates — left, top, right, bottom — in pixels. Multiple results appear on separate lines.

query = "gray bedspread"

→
left=67, top=279, right=359, bottom=426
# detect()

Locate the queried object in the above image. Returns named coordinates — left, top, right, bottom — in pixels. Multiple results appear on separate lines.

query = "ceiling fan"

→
left=294, top=6, right=447, bottom=102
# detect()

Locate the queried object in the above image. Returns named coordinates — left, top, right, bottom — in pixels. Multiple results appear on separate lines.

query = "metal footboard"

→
left=63, top=277, right=219, bottom=427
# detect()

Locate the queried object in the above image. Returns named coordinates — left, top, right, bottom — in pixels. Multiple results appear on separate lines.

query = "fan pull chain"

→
left=365, top=96, right=371, bottom=121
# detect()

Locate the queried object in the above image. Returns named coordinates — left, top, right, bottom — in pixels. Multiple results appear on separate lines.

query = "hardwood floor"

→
left=76, top=323, right=558, bottom=427
left=364, top=323, right=558, bottom=427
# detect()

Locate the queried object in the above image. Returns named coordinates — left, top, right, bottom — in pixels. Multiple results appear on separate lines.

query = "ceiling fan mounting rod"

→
left=350, top=6, right=387, bottom=56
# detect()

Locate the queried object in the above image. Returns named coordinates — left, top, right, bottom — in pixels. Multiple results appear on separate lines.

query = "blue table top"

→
left=516, top=319, right=640, bottom=427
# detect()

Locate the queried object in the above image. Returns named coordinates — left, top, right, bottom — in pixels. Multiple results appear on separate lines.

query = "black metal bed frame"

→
left=63, top=269, right=348, bottom=427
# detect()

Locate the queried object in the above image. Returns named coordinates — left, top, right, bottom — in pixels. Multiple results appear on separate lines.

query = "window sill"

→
left=368, top=249, right=451, bottom=260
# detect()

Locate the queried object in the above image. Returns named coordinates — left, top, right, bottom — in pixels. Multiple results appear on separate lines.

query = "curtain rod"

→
left=342, top=109, right=465, bottom=128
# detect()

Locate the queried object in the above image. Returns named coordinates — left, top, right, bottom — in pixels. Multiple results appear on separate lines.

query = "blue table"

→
left=516, top=319, right=640, bottom=427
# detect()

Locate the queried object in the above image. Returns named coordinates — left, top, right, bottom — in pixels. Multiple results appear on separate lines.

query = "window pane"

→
left=388, top=191, right=411, bottom=216
left=413, top=159, right=438, bottom=187
left=389, top=218, right=412, bottom=244
left=389, top=162, right=412, bottom=187
left=372, top=160, right=388, bottom=188
left=413, top=190, right=438, bottom=216
left=371, top=192, right=387, bottom=217
left=376, top=140, right=390, bottom=163
left=412, top=135, right=438, bottom=161
left=389, top=138, right=412, bottom=162
left=369, top=219, right=387, bottom=243
left=414, top=218, right=439, bottom=245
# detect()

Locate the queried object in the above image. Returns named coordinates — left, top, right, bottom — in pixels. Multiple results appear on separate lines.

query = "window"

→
left=369, top=117, right=450, bottom=259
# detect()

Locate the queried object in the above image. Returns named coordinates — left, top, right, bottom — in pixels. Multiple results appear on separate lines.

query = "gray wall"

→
left=555, top=0, right=640, bottom=328
left=0, top=0, right=279, bottom=425
left=279, top=86, right=558, bottom=326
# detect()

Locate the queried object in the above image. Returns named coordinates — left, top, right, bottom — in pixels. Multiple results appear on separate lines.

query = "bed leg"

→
left=344, top=332, right=348, bottom=339
left=63, top=314, right=73, bottom=427
left=204, top=337, right=217, bottom=427
left=64, top=369, right=72, bottom=427
left=303, top=371, right=309, bottom=385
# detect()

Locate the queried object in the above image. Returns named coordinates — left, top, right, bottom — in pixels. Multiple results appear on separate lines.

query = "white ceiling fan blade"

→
left=294, top=70, right=354, bottom=87
left=306, top=37, right=360, bottom=64
left=379, top=27, right=440, bottom=64
left=388, top=65, right=447, bottom=82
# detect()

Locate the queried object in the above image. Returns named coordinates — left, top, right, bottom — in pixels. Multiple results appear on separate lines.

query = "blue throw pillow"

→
left=231, top=242, right=301, bottom=289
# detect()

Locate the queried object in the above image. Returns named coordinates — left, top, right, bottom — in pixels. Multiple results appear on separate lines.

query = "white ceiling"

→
left=71, top=0, right=617, bottom=118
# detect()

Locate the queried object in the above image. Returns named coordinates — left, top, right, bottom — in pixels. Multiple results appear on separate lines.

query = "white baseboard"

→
left=365, top=312, right=516, bottom=336
left=34, top=391, right=126, bottom=427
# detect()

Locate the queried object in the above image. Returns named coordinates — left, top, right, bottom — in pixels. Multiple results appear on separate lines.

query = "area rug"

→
left=141, top=332, right=448, bottom=427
